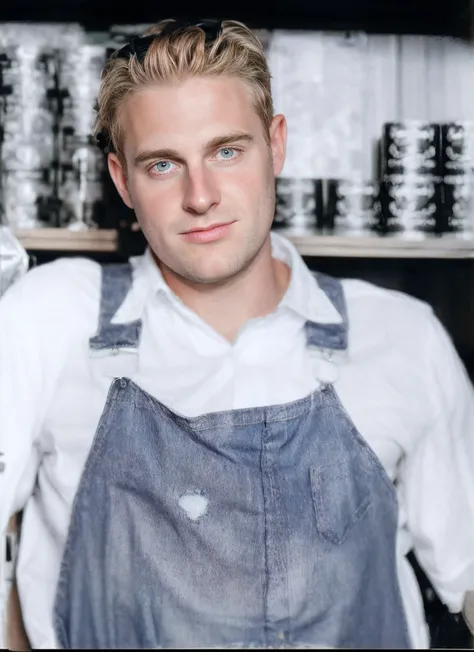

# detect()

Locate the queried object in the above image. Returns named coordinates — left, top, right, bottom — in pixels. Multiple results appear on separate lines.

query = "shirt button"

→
left=119, top=378, right=128, bottom=388
left=278, top=631, right=286, bottom=641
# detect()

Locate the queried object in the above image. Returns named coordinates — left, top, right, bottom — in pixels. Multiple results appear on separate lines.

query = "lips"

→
left=181, top=221, right=235, bottom=244
left=183, top=222, right=231, bottom=235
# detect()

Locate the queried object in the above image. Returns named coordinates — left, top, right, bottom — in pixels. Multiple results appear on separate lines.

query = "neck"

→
left=157, top=237, right=291, bottom=342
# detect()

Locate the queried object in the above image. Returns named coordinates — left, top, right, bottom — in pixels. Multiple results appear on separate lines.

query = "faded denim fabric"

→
left=53, top=264, right=411, bottom=649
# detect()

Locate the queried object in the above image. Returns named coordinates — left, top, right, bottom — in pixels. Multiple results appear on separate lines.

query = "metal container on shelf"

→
left=57, top=45, right=105, bottom=137
left=324, top=178, right=376, bottom=234
left=56, top=45, right=106, bottom=230
left=0, top=44, right=56, bottom=228
left=2, top=168, right=53, bottom=230
left=57, top=135, right=104, bottom=230
left=381, top=121, right=441, bottom=179
left=0, top=49, right=56, bottom=144
left=273, top=177, right=323, bottom=231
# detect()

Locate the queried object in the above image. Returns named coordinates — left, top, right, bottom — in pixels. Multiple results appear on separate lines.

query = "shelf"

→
left=279, top=228, right=474, bottom=259
left=14, top=228, right=118, bottom=252
left=12, top=226, right=474, bottom=259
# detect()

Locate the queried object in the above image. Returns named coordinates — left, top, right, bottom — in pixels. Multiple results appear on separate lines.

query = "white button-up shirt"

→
left=1, top=232, right=474, bottom=649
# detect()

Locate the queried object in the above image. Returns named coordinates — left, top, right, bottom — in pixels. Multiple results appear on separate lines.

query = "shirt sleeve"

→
left=399, top=309, right=474, bottom=613
left=0, top=258, right=97, bottom=647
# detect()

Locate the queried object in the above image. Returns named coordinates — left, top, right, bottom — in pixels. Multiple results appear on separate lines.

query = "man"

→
left=1, top=17, right=474, bottom=650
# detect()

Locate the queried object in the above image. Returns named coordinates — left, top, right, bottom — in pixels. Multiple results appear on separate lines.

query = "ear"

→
left=107, top=153, right=133, bottom=209
left=269, top=114, right=287, bottom=177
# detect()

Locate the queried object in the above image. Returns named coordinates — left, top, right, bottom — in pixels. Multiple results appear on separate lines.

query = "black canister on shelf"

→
left=442, top=174, right=474, bottom=232
left=441, top=122, right=474, bottom=177
left=273, top=177, right=293, bottom=228
left=324, top=179, right=377, bottom=233
left=273, top=178, right=324, bottom=231
left=382, top=122, right=441, bottom=179
left=372, top=176, right=443, bottom=234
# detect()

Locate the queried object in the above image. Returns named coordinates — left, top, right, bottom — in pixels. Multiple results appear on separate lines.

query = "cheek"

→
left=242, top=166, right=274, bottom=212
left=129, top=176, right=176, bottom=220
left=229, top=163, right=269, bottom=205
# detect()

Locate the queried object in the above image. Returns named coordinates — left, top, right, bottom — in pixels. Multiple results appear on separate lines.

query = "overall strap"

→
left=89, top=263, right=142, bottom=352
left=304, top=272, right=349, bottom=351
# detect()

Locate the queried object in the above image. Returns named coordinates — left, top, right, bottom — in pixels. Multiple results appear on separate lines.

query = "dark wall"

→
left=0, top=0, right=470, bottom=36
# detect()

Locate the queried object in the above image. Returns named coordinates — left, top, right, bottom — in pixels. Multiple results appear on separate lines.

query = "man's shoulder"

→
left=341, top=276, right=431, bottom=313
left=339, top=276, right=437, bottom=344
left=0, top=256, right=103, bottom=331
left=6, top=256, right=101, bottom=300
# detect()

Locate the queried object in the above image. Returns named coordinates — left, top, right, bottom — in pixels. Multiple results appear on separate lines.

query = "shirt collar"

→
left=270, top=232, right=343, bottom=325
left=113, top=232, right=343, bottom=327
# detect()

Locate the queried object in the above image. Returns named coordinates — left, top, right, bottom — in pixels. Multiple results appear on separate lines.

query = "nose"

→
left=182, top=165, right=220, bottom=215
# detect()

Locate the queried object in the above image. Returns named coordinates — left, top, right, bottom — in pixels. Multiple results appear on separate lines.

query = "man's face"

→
left=108, top=75, right=286, bottom=285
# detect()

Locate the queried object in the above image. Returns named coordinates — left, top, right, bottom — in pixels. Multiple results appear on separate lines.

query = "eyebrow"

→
left=133, top=132, right=254, bottom=166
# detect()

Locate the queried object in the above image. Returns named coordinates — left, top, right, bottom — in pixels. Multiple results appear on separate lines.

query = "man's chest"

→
left=43, top=338, right=425, bottom=501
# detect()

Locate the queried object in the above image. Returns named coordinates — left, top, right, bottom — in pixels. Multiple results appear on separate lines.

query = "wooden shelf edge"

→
left=14, top=228, right=119, bottom=252
left=283, top=231, right=474, bottom=259
left=11, top=227, right=474, bottom=259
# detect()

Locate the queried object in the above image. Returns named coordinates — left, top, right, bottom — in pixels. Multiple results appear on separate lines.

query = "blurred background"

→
left=1, top=0, right=474, bottom=647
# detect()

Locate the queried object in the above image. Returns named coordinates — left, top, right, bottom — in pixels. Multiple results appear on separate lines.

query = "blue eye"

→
left=219, top=148, right=235, bottom=159
left=154, top=161, right=172, bottom=172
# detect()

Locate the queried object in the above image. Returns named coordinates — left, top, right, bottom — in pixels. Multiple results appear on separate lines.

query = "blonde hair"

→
left=94, top=19, right=273, bottom=160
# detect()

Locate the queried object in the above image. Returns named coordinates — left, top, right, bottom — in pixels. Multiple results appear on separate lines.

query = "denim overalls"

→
left=53, top=263, right=411, bottom=649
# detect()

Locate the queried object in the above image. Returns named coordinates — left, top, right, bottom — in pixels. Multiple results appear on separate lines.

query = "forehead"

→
left=118, top=76, right=261, bottom=154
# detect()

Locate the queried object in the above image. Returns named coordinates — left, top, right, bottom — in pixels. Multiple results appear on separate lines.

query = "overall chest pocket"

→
left=310, top=461, right=372, bottom=545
